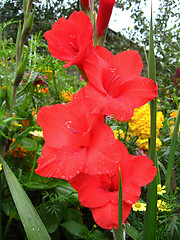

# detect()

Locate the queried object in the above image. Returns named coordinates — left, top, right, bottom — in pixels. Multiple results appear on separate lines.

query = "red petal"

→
left=84, top=126, right=128, bottom=174
left=86, top=47, right=143, bottom=87
left=37, top=104, right=85, bottom=149
left=69, top=173, right=118, bottom=208
left=91, top=202, right=132, bottom=229
left=129, top=155, right=157, bottom=187
left=35, top=144, right=86, bottom=180
left=44, top=11, right=93, bottom=68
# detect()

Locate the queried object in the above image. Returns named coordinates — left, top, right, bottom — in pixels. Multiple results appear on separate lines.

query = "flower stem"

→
left=0, top=172, right=3, bottom=240
left=165, top=104, right=180, bottom=191
left=142, top=3, right=158, bottom=239
left=27, top=139, right=38, bottom=187
left=112, top=167, right=124, bottom=240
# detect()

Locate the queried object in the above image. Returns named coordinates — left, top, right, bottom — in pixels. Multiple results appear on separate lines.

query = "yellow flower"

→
left=113, top=129, right=125, bottom=140
left=0, top=163, right=2, bottom=171
left=29, top=130, right=43, bottom=138
left=37, top=67, right=56, bottom=80
left=157, top=184, right=166, bottom=195
left=157, top=200, right=171, bottom=212
left=170, top=110, right=178, bottom=118
left=132, top=202, right=147, bottom=211
left=60, top=90, right=73, bottom=103
left=136, top=137, right=162, bottom=151
left=169, top=125, right=180, bottom=136
left=128, top=104, right=164, bottom=139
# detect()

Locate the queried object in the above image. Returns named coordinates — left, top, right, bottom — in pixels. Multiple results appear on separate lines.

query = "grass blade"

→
left=165, top=104, right=180, bottom=191
left=0, top=156, right=51, bottom=240
left=142, top=3, right=158, bottom=239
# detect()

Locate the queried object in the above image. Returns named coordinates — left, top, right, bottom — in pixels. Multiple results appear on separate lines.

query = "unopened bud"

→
left=21, top=9, right=34, bottom=45
left=14, top=55, right=28, bottom=87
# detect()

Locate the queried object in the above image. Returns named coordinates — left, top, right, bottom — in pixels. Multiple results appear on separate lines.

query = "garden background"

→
left=0, top=0, right=179, bottom=239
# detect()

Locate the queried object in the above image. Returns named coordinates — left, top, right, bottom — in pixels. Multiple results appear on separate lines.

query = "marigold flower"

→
left=96, top=0, right=115, bottom=37
left=69, top=153, right=157, bottom=229
left=157, top=200, right=171, bottom=212
left=83, top=47, right=158, bottom=121
left=170, top=110, right=178, bottom=119
left=157, top=184, right=166, bottom=195
left=113, top=129, right=125, bottom=140
left=128, top=104, right=164, bottom=139
left=60, top=90, right=73, bottom=103
left=44, top=11, right=94, bottom=69
left=35, top=89, right=125, bottom=180
left=169, top=125, right=180, bottom=136
left=136, top=137, right=162, bottom=151
left=132, top=202, right=147, bottom=211
left=0, top=163, right=2, bottom=171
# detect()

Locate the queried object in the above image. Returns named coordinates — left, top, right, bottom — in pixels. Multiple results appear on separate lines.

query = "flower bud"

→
left=96, top=0, right=115, bottom=37
left=80, top=0, right=90, bottom=10
left=21, top=9, right=34, bottom=45
left=14, top=55, right=28, bottom=87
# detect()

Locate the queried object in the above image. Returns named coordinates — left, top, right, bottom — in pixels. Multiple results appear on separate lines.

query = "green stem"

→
left=112, top=167, right=124, bottom=240
left=3, top=215, right=14, bottom=240
left=165, top=104, right=180, bottom=191
left=0, top=172, right=3, bottom=240
left=142, top=3, right=158, bottom=239
left=112, top=227, right=125, bottom=240
left=156, top=152, right=161, bottom=185
left=27, top=139, right=38, bottom=187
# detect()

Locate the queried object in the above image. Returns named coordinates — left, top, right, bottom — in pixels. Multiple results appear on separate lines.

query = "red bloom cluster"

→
left=36, top=10, right=158, bottom=229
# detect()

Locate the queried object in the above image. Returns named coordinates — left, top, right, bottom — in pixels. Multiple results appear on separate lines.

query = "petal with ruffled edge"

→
left=91, top=202, right=132, bottom=229
left=69, top=173, right=118, bottom=208
left=37, top=104, right=86, bottom=149
left=129, top=155, right=157, bottom=187
left=83, top=48, right=158, bottom=121
left=44, top=11, right=93, bottom=68
left=84, top=129, right=128, bottom=175
left=35, top=144, right=86, bottom=180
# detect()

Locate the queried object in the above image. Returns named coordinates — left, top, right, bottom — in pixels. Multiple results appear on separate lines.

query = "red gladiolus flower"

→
left=35, top=89, right=125, bottom=180
left=44, top=11, right=94, bottom=69
left=80, top=0, right=90, bottom=10
left=83, top=46, right=158, bottom=121
left=96, top=0, right=115, bottom=37
left=69, top=148, right=157, bottom=229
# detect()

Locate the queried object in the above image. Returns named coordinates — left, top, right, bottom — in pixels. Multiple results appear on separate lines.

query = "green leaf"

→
left=125, top=223, right=139, bottom=240
left=142, top=4, right=157, bottom=240
left=87, top=229, right=109, bottom=240
left=39, top=206, right=62, bottom=234
left=61, top=220, right=89, bottom=239
left=56, top=181, right=79, bottom=203
left=0, top=128, right=9, bottom=139
left=165, top=104, right=180, bottom=191
left=21, top=173, right=67, bottom=190
left=21, top=137, right=36, bottom=151
left=0, top=156, right=51, bottom=240
left=10, top=126, right=41, bottom=150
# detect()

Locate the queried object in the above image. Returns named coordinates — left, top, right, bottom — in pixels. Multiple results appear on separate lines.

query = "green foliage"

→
left=0, top=1, right=179, bottom=239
